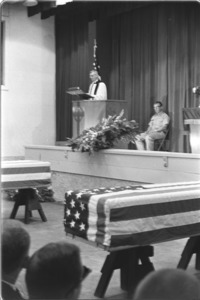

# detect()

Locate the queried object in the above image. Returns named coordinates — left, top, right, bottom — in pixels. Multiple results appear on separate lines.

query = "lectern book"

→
left=67, top=87, right=94, bottom=99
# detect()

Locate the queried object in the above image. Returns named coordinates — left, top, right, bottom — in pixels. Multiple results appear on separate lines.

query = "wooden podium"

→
left=72, top=100, right=127, bottom=138
left=184, top=119, right=200, bottom=154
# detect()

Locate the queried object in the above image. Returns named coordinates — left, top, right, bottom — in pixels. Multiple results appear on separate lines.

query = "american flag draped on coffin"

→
left=64, top=181, right=200, bottom=250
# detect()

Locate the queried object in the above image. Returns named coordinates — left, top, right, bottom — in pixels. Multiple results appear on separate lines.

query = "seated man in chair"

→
left=135, top=101, right=170, bottom=151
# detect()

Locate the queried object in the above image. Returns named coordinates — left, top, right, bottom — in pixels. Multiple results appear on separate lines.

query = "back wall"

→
left=1, top=3, right=55, bottom=160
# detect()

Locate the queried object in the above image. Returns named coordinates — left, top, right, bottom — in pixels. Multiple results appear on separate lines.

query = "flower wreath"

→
left=66, top=110, right=139, bottom=155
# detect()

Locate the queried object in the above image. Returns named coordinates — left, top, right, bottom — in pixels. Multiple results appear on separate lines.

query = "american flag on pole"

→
left=93, top=39, right=100, bottom=74
left=64, top=181, right=200, bottom=250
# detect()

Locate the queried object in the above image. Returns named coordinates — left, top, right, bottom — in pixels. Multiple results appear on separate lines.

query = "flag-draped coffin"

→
left=1, top=160, right=51, bottom=190
left=64, top=181, right=200, bottom=250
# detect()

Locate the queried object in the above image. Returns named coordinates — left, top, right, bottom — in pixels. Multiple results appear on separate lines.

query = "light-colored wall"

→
left=1, top=4, right=55, bottom=159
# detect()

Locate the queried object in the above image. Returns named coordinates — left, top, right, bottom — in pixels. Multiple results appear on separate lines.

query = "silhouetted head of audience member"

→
left=26, top=241, right=91, bottom=299
left=133, top=268, right=200, bottom=300
left=2, top=219, right=30, bottom=284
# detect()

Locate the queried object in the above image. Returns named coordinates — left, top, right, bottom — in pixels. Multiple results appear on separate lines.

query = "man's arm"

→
left=146, top=117, right=154, bottom=133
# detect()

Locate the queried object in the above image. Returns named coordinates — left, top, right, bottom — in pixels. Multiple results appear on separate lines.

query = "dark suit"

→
left=1, top=281, right=25, bottom=300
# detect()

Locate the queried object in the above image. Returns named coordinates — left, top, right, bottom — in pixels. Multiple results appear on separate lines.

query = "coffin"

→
left=64, top=181, right=200, bottom=250
left=1, top=160, right=51, bottom=190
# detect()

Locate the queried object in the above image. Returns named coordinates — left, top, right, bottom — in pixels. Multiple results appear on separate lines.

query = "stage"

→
left=24, top=145, right=200, bottom=202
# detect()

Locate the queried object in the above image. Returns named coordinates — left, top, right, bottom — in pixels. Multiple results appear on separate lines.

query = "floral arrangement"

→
left=192, top=86, right=200, bottom=96
left=66, top=110, right=139, bottom=155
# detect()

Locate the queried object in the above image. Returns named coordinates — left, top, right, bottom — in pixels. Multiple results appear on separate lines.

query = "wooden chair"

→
left=154, top=128, right=170, bottom=151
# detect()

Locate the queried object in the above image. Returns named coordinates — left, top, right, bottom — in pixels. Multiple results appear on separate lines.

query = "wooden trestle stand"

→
left=94, top=245, right=154, bottom=298
left=177, top=236, right=200, bottom=270
left=94, top=236, right=200, bottom=299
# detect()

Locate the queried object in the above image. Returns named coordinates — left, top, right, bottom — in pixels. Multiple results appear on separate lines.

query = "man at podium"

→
left=88, top=70, right=107, bottom=100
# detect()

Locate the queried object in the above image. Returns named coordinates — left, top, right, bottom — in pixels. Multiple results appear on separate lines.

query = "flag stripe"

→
left=1, top=179, right=51, bottom=190
left=96, top=197, right=107, bottom=246
left=125, top=185, right=200, bottom=203
left=1, top=160, right=50, bottom=168
left=105, top=185, right=200, bottom=209
left=108, top=210, right=200, bottom=236
left=2, top=173, right=51, bottom=182
left=110, top=197, right=200, bottom=222
left=142, top=181, right=200, bottom=189
left=1, top=166, right=50, bottom=175
left=110, top=223, right=200, bottom=248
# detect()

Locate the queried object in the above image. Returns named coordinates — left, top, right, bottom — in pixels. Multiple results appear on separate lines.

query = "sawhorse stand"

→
left=177, top=236, right=200, bottom=270
left=10, top=188, right=47, bottom=224
left=94, top=245, right=154, bottom=298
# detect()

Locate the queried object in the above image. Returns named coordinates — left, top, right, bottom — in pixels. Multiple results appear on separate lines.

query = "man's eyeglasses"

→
left=82, top=265, right=92, bottom=281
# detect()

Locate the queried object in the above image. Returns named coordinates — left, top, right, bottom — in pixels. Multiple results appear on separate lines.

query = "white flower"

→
left=192, top=86, right=200, bottom=95
left=66, top=109, right=139, bottom=155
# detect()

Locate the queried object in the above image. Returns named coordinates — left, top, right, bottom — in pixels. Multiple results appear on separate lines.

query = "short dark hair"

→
left=154, top=101, right=163, bottom=107
left=134, top=268, right=200, bottom=300
left=26, top=241, right=83, bottom=299
left=2, top=220, right=30, bottom=274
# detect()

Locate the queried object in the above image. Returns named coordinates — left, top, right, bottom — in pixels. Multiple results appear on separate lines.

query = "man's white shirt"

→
left=88, top=81, right=107, bottom=100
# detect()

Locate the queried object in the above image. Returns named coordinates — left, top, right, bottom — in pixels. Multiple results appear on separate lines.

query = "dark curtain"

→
left=55, top=14, right=89, bottom=141
left=97, top=2, right=200, bottom=152
left=167, top=3, right=200, bottom=151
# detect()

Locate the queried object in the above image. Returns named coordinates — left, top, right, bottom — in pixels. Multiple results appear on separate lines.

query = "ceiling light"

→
left=56, top=0, right=73, bottom=5
left=23, top=0, right=38, bottom=7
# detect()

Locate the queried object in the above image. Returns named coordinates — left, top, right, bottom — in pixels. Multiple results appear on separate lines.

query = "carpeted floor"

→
left=1, top=197, right=200, bottom=299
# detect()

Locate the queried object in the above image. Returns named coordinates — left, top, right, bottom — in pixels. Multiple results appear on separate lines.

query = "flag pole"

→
left=93, top=39, right=100, bottom=76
